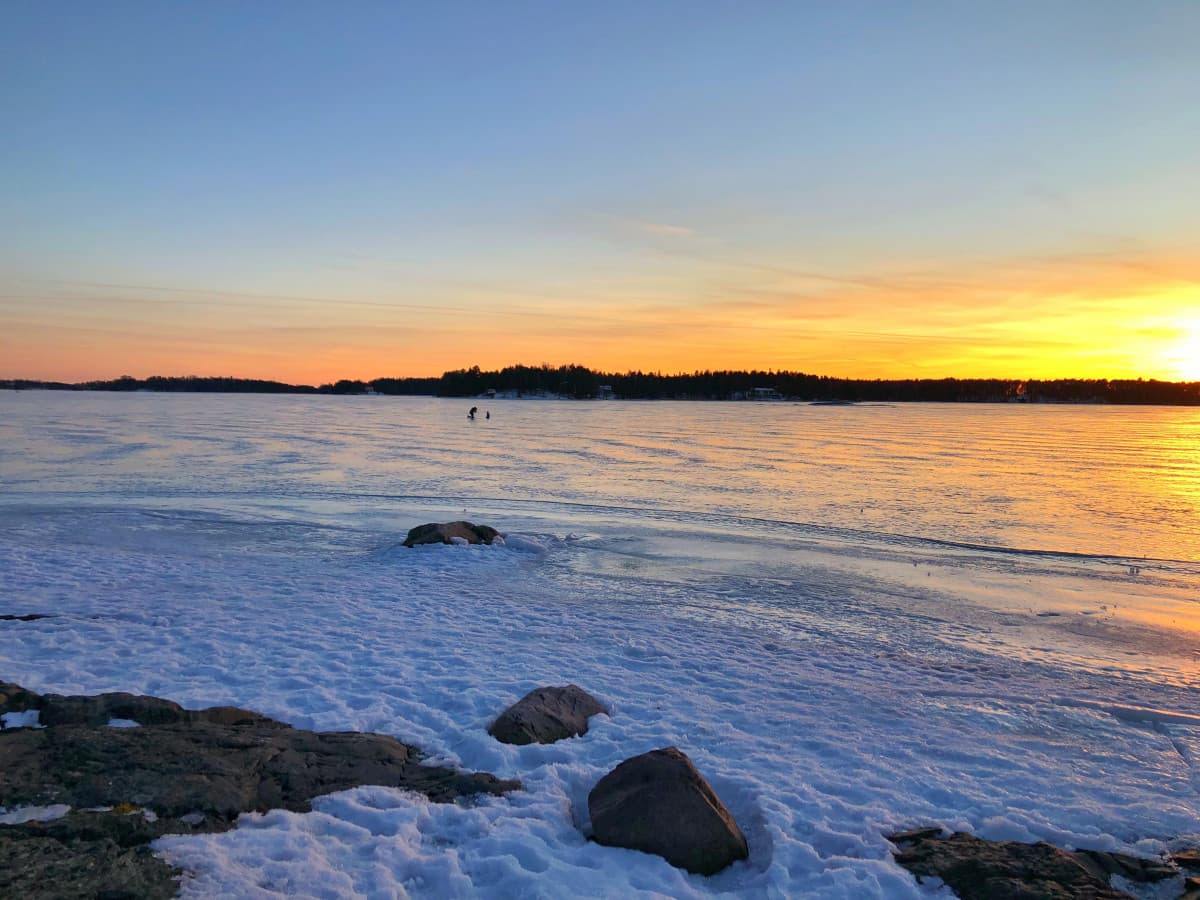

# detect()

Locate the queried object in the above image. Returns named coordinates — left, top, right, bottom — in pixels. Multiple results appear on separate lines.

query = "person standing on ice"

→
left=468, top=406, right=478, bottom=420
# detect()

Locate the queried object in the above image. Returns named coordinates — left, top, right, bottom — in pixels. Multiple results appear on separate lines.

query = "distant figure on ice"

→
left=468, top=406, right=478, bottom=420
left=485, top=410, right=490, bottom=420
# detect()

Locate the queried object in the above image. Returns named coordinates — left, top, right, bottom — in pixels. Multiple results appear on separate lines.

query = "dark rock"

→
left=0, top=614, right=52, bottom=622
left=36, top=690, right=203, bottom=728
left=889, top=829, right=1179, bottom=899
left=489, top=685, right=608, bottom=745
left=0, top=680, right=41, bottom=712
left=1, top=680, right=520, bottom=896
left=0, top=811, right=180, bottom=900
left=1, top=680, right=518, bottom=819
left=588, top=746, right=748, bottom=876
left=1072, top=848, right=1177, bottom=884
left=890, top=826, right=945, bottom=844
left=1174, top=848, right=1200, bottom=870
left=403, top=521, right=501, bottom=547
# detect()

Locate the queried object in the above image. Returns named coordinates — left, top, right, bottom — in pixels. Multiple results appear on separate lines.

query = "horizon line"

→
left=4, top=368, right=1199, bottom=389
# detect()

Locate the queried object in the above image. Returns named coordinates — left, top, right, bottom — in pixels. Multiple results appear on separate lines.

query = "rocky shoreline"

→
left=0, top=680, right=517, bottom=898
left=5, top=676, right=1200, bottom=898
left=890, top=827, right=1200, bottom=899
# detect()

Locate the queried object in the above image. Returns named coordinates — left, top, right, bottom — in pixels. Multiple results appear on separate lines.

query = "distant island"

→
left=3, top=365, right=1198, bottom=404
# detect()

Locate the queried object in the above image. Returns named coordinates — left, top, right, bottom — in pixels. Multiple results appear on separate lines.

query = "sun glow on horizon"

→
left=1160, top=319, right=1200, bottom=382
left=2, top=258, right=1198, bottom=385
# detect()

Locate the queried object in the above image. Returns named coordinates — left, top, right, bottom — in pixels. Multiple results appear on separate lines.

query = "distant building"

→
left=597, top=385, right=615, bottom=400
left=748, top=387, right=784, bottom=401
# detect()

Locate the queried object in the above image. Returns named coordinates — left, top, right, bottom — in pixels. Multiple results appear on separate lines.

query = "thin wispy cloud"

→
left=4, top=241, right=1198, bottom=382
left=637, top=221, right=693, bottom=237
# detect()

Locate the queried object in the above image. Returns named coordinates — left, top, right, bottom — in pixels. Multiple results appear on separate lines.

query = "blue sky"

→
left=3, top=2, right=1199, bottom=381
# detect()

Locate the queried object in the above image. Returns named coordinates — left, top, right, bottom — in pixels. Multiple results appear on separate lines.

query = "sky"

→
left=2, top=1, right=1199, bottom=384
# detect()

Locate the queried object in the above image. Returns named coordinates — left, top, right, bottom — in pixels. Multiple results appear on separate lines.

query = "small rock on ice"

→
left=402, top=521, right=502, bottom=547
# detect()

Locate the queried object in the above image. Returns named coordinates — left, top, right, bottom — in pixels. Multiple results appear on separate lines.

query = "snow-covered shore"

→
left=3, top=498, right=1199, bottom=898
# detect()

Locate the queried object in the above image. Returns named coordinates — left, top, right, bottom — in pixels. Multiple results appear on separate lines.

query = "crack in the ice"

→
left=1154, top=721, right=1200, bottom=796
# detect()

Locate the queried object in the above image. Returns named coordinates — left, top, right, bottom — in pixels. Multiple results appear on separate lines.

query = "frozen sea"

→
left=2, top=392, right=1199, bottom=898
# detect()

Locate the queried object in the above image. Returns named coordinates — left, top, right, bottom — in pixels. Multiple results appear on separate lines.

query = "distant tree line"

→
left=0, top=374, right=435, bottom=395
left=0, top=375, right=318, bottom=393
left=3, top=366, right=1198, bottom=404
left=433, top=365, right=1200, bottom=404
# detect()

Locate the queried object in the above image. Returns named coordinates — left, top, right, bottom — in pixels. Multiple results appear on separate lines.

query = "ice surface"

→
left=106, top=717, right=141, bottom=728
left=1, top=395, right=1198, bottom=897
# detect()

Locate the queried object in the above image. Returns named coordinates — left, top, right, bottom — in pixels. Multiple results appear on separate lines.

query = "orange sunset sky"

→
left=3, top=4, right=1198, bottom=385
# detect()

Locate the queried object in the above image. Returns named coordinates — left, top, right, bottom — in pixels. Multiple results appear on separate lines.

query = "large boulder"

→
left=402, top=521, right=501, bottom=547
left=588, top=746, right=748, bottom=876
left=890, top=829, right=1180, bottom=899
left=489, top=685, right=608, bottom=745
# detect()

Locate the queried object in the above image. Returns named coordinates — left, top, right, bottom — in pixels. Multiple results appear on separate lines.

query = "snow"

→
left=2, top=510, right=1199, bottom=897
left=1112, top=873, right=1187, bottom=900
left=0, top=804, right=70, bottom=825
left=107, top=717, right=141, bottom=728
left=1, top=395, right=1199, bottom=897
left=1, top=709, right=42, bottom=729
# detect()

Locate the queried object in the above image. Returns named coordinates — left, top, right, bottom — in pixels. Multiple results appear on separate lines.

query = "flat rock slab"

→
left=403, top=521, right=501, bottom=547
left=890, top=829, right=1180, bottom=899
left=0, top=811, right=184, bottom=900
left=588, top=746, right=748, bottom=876
left=1, top=680, right=517, bottom=817
left=489, top=684, right=608, bottom=745
left=1, top=680, right=520, bottom=898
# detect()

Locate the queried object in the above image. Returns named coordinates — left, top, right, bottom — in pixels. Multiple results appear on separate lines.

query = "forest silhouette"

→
left=5, top=365, right=1198, bottom=404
